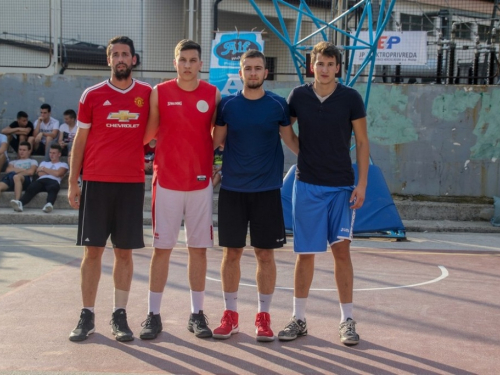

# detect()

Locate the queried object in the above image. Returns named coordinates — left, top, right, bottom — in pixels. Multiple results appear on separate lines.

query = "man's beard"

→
left=246, top=79, right=264, bottom=89
left=113, top=64, right=133, bottom=80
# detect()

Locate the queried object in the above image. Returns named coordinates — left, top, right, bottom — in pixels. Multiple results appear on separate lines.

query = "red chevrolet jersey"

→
left=154, top=79, right=216, bottom=191
left=78, top=79, right=151, bottom=183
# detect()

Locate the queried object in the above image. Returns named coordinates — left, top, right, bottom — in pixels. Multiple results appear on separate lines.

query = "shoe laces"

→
left=193, top=312, right=209, bottom=328
left=141, top=314, right=158, bottom=328
left=256, top=313, right=270, bottom=328
left=340, top=319, right=356, bottom=335
left=220, top=311, right=234, bottom=326
left=110, top=311, right=130, bottom=330
left=284, top=318, right=302, bottom=332
left=76, top=313, right=92, bottom=328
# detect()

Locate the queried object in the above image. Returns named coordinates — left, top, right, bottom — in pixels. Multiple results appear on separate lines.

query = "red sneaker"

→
left=213, top=310, right=239, bottom=339
left=255, top=312, right=275, bottom=342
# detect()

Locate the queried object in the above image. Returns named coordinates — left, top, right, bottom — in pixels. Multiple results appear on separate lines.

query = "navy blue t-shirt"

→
left=215, top=90, right=291, bottom=192
left=288, top=83, right=366, bottom=187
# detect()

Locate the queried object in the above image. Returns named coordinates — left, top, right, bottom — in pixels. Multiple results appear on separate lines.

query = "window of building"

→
left=400, top=13, right=434, bottom=32
left=477, top=24, right=491, bottom=42
left=455, top=22, right=472, bottom=39
left=266, top=57, right=276, bottom=80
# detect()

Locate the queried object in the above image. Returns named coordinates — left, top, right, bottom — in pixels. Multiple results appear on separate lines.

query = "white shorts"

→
left=152, top=182, right=213, bottom=249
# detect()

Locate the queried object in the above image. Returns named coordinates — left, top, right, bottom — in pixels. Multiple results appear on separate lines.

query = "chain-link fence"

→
left=1, top=0, right=498, bottom=84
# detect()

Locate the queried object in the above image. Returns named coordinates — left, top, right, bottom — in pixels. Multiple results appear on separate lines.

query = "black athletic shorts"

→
left=218, top=188, right=286, bottom=249
left=1, top=172, right=32, bottom=191
left=77, top=181, right=145, bottom=249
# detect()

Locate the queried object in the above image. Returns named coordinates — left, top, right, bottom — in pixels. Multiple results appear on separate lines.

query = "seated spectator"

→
left=212, top=145, right=223, bottom=187
left=144, top=139, right=156, bottom=175
left=1, top=111, right=35, bottom=152
left=33, top=103, right=60, bottom=160
left=10, top=144, right=68, bottom=213
left=0, top=142, right=38, bottom=201
left=0, top=133, right=9, bottom=172
left=58, top=109, right=78, bottom=156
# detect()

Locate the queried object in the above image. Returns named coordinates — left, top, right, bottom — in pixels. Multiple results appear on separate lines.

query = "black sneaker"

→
left=110, top=308, right=134, bottom=342
left=187, top=310, right=212, bottom=338
left=139, top=312, right=163, bottom=340
left=69, top=308, right=95, bottom=342
left=278, top=316, right=308, bottom=341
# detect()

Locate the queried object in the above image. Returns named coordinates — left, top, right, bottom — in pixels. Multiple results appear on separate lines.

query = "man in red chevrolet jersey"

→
left=67, top=36, right=151, bottom=343
left=140, top=39, right=221, bottom=340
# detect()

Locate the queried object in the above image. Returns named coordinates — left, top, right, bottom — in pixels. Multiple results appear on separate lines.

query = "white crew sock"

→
left=113, top=288, right=129, bottom=312
left=293, top=297, right=307, bottom=321
left=257, top=293, right=273, bottom=313
left=190, top=290, right=205, bottom=313
left=223, top=291, right=238, bottom=312
left=148, top=291, right=163, bottom=315
left=340, top=302, right=353, bottom=322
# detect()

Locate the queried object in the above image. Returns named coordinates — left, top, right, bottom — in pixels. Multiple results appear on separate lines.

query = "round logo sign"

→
left=197, top=100, right=209, bottom=113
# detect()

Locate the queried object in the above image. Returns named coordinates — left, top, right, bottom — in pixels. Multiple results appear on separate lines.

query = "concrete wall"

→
left=0, top=73, right=499, bottom=198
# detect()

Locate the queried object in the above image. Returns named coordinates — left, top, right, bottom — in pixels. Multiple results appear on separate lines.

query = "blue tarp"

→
left=281, top=164, right=405, bottom=236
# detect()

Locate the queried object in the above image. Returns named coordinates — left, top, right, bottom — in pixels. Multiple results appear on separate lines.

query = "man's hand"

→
left=349, top=185, right=366, bottom=210
left=68, top=181, right=81, bottom=209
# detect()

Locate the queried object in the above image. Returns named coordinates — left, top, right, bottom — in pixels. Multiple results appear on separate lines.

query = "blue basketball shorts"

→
left=292, top=180, right=355, bottom=254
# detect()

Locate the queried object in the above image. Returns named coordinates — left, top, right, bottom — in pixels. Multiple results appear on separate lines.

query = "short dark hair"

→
left=50, top=144, right=62, bottom=152
left=17, top=111, right=28, bottom=119
left=240, top=49, right=266, bottom=69
left=63, top=109, right=76, bottom=119
left=311, top=41, right=342, bottom=66
left=107, top=36, right=135, bottom=57
left=19, top=141, right=31, bottom=150
left=174, top=39, right=201, bottom=59
left=40, top=103, right=51, bottom=112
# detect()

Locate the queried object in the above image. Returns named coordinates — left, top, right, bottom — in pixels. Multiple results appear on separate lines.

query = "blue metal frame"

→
left=247, top=0, right=396, bottom=108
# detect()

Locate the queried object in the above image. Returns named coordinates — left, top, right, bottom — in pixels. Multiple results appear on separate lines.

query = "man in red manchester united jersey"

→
left=139, top=39, right=221, bottom=340
left=68, top=36, right=151, bottom=343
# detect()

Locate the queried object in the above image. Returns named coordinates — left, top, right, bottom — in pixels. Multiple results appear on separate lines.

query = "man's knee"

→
left=255, top=248, right=275, bottom=264
left=114, top=248, right=133, bottom=262
left=84, top=246, right=104, bottom=261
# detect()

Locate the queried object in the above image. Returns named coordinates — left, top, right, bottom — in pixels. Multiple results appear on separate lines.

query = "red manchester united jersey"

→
left=154, top=79, right=216, bottom=191
left=78, top=79, right=151, bottom=183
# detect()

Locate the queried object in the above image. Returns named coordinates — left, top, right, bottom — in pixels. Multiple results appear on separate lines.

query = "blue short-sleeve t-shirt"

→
left=215, top=90, right=291, bottom=192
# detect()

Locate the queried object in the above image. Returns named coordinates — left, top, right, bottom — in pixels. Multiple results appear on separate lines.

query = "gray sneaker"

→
left=10, top=200, right=23, bottom=212
left=339, top=318, right=359, bottom=345
left=278, top=316, right=307, bottom=341
left=42, top=202, right=53, bottom=213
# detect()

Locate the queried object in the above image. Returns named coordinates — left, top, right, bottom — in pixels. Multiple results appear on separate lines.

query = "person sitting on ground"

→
left=0, top=133, right=9, bottom=172
left=10, top=144, right=68, bottom=213
left=33, top=103, right=60, bottom=159
left=58, top=109, right=78, bottom=157
left=144, top=139, right=156, bottom=175
left=212, top=145, right=223, bottom=187
left=1, top=111, right=35, bottom=152
left=0, top=142, right=38, bottom=201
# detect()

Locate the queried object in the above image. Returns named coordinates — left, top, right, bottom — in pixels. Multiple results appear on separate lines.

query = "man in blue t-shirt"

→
left=212, top=49, right=298, bottom=342
left=277, top=42, right=370, bottom=346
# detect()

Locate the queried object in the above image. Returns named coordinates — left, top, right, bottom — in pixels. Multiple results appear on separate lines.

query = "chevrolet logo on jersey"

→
left=107, top=111, right=140, bottom=122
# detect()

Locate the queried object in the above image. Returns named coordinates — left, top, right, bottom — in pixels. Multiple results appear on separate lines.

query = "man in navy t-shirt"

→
left=278, top=42, right=370, bottom=346
left=212, top=49, right=298, bottom=342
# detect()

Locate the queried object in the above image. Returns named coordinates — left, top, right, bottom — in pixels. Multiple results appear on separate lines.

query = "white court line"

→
left=206, top=265, right=449, bottom=292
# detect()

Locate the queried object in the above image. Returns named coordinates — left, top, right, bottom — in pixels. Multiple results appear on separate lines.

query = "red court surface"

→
left=0, top=226, right=499, bottom=375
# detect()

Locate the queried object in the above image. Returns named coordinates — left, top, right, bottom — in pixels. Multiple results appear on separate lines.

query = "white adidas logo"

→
left=103, top=100, right=112, bottom=106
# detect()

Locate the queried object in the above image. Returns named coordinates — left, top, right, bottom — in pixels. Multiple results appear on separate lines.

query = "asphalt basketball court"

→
left=0, top=225, right=499, bottom=375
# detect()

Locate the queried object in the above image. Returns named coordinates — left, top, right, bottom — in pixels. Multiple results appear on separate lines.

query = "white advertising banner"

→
left=353, top=31, right=427, bottom=65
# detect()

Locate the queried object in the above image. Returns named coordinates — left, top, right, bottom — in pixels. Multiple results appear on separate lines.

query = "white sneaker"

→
left=10, top=200, right=23, bottom=212
left=42, top=202, right=53, bottom=213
